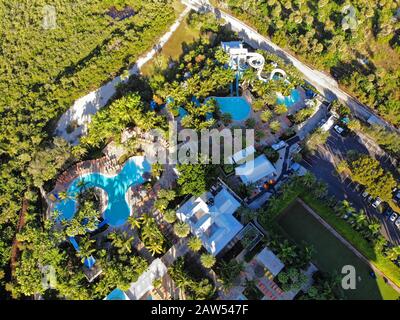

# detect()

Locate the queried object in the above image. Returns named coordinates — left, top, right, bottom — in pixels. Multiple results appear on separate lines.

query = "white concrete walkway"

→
left=55, top=7, right=191, bottom=145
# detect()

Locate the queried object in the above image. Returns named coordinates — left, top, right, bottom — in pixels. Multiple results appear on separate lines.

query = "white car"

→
left=271, top=140, right=287, bottom=151
left=334, top=125, right=345, bottom=134
left=371, top=197, right=382, bottom=209
left=390, top=212, right=398, bottom=222
left=395, top=217, right=400, bottom=230
left=362, top=190, right=369, bottom=198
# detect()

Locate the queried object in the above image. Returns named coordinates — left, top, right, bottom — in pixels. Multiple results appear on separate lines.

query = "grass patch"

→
left=141, top=17, right=201, bottom=76
left=277, top=201, right=400, bottom=300
left=301, top=194, right=400, bottom=291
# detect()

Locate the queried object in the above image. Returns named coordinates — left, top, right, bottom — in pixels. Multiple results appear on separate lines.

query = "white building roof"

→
left=127, top=258, right=167, bottom=300
left=176, top=187, right=243, bottom=255
left=256, top=247, right=284, bottom=277
left=320, top=115, right=336, bottom=132
left=235, top=154, right=276, bottom=184
left=229, top=145, right=255, bottom=164
left=221, top=41, right=244, bottom=52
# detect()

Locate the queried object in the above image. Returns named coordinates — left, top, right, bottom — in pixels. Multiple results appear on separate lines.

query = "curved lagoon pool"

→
left=276, top=89, right=301, bottom=108
left=213, top=97, right=251, bottom=121
left=54, top=157, right=151, bottom=227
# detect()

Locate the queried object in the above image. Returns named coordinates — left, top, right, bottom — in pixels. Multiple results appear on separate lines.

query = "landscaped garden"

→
left=278, top=200, right=400, bottom=300
left=256, top=173, right=400, bottom=299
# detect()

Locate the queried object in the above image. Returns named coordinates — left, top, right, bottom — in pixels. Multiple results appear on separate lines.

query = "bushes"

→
left=302, top=193, right=400, bottom=288
left=263, top=147, right=279, bottom=163
left=168, top=256, right=216, bottom=300
left=293, top=107, right=315, bottom=124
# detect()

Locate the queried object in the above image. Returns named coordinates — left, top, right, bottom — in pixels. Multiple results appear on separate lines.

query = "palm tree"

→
left=241, top=68, right=257, bottom=89
left=76, top=238, right=96, bottom=264
left=58, top=191, right=73, bottom=200
left=221, top=112, right=233, bottom=126
left=367, top=221, right=381, bottom=238
left=274, top=104, right=288, bottom=115
left=200, top=253, right=216, bottom=269
left=147, top=242, right=164, bottom=255
left=269, top=120, right=281, bottom=133
left=163, top=209, right=177, bottom=224
left=277, top=240, right=298, bottom=265
left=260, top=110, right=273, bottom=123
left=128, top=216, right=141, bottom=230
left=174, top=221, right=191, bottom=238
left=352, top=210, right=367, bottom=230
left=188, top=236, right=202, bottom=252
left=108, top=231, right=134, bottom=255
left=301, top=172, right=317, bottom=188
left=237, top=206, right=256, bottom=224
left=386, top=246, right=400, bottom=261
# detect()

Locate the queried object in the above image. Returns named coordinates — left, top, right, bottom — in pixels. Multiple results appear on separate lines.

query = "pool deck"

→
left=50, top=154, right=124, bottom=195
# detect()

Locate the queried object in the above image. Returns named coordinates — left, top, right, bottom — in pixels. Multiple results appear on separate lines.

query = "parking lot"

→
left=301, top=128, right=400, bottom=244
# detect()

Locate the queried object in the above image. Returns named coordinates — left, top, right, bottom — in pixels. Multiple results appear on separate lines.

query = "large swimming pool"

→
left=213, top=97, right=251, bottom=121
left=276, top=89, right=301, bottom=108
left=54, top=157, right=151, bottom=227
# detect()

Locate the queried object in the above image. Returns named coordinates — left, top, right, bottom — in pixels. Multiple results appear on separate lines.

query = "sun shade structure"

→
left=256, top=247, right=285, bottom=277
left=235, top=155, right=276, bottom=185
left=176, top=186, right=243, bottom=255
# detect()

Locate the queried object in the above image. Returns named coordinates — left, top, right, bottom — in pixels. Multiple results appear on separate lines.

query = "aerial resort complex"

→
left=1, top=0, right=400, bottom=306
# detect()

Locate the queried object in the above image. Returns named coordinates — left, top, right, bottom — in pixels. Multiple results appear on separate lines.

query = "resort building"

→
left=226, top=145, right=255, bottom=165
left=127, top=258, right=168, bottom=300
left=255, top=248, right=285, bottom=277
left=176, top=185, right=243, bottom=256
left=235, top=154, right=277, bottom=185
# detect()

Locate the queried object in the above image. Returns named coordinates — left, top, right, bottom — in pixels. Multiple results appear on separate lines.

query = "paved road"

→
left=184, top=0, right=399, bottom=135
left=301, top=128, right=400, bottom=244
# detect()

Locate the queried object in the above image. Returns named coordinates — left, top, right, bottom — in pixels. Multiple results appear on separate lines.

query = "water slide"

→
left=246, top=52, right=268, bottom=82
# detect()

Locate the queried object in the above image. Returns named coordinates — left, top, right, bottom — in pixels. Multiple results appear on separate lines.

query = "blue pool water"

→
left=105, top=288, right=128, bottom=300
left=213, top=97, right=251, bottom=121
left=54, top=157, right=151, bottom=227
left=276, top=89, right=301, bottom=108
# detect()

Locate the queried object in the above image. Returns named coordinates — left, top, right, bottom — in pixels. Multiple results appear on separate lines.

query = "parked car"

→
left=367, top=195, right=374, bottom=203
left=362, top=190, right=369, bottom=198
left=354, top=184, right=362, bottom=192
left=393, top=191, right=400, bottom=204
left=334, top=125, right=345, bottom=135
left=271, top=140, right=287, bottom=151
left=372, top=197, right=382, bottom=209
left=389, top=212, right=398, bottom=222
left=383, top=207, right=394, bottom=219
left=395, top=217, right=400, bottom=230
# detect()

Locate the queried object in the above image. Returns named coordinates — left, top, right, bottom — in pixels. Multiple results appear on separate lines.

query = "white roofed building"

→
left=235, top=154, right=277, bottom=185
left=176, top=186, right=243, bottom=256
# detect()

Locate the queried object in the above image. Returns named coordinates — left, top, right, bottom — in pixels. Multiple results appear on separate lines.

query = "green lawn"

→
left=277, top=201, right=400, bottom=300
left=141, top=17, right=201, bottom=76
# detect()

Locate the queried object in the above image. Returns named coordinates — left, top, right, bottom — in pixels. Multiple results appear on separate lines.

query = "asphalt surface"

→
left=301, top=128, right=400, bottom=244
